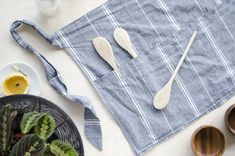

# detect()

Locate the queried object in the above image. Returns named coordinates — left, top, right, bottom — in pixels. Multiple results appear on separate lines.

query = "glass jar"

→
left=35, top=0, right=61, bottom=16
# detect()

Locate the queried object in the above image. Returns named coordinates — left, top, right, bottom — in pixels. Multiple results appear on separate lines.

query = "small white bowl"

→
left=0, top=62, right=41, bottom=96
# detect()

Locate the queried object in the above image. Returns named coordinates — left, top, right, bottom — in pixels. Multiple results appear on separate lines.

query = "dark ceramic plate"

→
left=0, top=94, right=84, bottom=156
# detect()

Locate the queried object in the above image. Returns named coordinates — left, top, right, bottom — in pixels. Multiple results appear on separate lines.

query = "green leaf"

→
left=0, top=104, right=13, bottom=154
left=34, top=113, right=56, bottom=140
left=20, top=112, right=41, bottom=134
left=50, top=140, right=79, bottom=156
left=10, top=134, right=46, bottom=156
left=43, top=145, right=55, bottom=156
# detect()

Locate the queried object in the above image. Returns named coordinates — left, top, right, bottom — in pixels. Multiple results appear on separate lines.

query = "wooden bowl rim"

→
left=191, top=125, right=226, bottom=155
left=225, top=104, right=235, bottom=134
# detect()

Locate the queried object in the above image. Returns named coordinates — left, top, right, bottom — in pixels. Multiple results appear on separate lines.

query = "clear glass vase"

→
left=35, top=0, right=61, bottom=16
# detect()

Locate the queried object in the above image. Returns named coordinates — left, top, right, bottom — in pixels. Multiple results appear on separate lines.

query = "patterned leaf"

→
left=43, top=145, right=55, bottom=156
left=20, top=112, right=41, bottom=134
left=50, top=140, right=79, bottom=156
left=10, top=134, right=46, bottom=156
left=34, top=113, right=56, bottom=140
left=0, top=104, right=13, bottom=154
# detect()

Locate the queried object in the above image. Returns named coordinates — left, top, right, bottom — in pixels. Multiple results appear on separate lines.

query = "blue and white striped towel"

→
left=11, top=0, right=235, bottom=155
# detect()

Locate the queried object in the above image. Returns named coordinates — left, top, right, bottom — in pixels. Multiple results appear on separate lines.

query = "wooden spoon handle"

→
left=170, top=31, right=197, bottom=81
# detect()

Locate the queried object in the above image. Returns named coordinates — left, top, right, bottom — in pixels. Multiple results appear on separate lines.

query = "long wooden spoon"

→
left=153, top=31, right=197, bottom=109
left=92, top=37, right=117, bottom=70
left=114, top=28, right=138, bottom=59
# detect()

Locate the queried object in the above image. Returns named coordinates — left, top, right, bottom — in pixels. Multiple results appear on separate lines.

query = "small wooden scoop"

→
left=114, top=28, right=137, bottom=59
left=192, top=126, right=226, bottom=156
left=92, top=37, right=117, bottom=70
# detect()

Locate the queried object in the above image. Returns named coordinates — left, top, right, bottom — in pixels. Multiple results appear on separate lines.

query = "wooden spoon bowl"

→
left=192, top=126, right=225, bottom=156
left=225, top=104, right=235, bottom=134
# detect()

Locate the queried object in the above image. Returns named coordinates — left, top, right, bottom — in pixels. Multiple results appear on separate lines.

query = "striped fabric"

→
left=11, top=0, right=235, bottom=155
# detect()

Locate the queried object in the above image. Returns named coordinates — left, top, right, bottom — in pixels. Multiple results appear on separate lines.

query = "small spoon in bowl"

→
left=153, top=31, right=197, bottom=109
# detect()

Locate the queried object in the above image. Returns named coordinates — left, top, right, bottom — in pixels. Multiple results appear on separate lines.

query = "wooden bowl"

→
left=225, top=104, right=235, bottom=134
left=192, top=126, right=225, bottom=156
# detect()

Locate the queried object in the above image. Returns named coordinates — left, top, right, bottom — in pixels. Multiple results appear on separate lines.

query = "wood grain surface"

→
left=192, top=126, right=225, bottom=156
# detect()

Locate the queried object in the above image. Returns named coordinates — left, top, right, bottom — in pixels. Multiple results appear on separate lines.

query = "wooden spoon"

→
left=153, top=31, right=197, bottom=109
left=114, top=28, right=137, bottom=59
left=225, top=104, right=235, bottom=134
left=92, top=37, right=117, bottom=70
left=192, top=126, right=226, bottom=156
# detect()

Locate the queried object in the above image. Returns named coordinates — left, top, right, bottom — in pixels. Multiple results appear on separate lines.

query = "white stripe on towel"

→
left=103, top=4, right=121, bottom=27
left=135, top=0, right=163, bottom=41
left=114, top=69, right=158, bottom=142
left=85, top=15, right=101, bottom=36
left=198, top=17, right=235, bottom=84
left=193, top=0, right=204, bottom=14
left=215, top=9, right=235, bottom=41
left=173, top=34, right=215, bottom=106
left=157, top=0, right=181, bottom=31
left=133, top=62, right=174, bottom=133
left=214, top=0, right=222, bottom=6
left=101, top=5, right=118, bottom=28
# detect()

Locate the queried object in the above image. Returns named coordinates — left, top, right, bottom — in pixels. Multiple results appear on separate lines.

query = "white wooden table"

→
left=1, top=0, right=235, bottom=155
